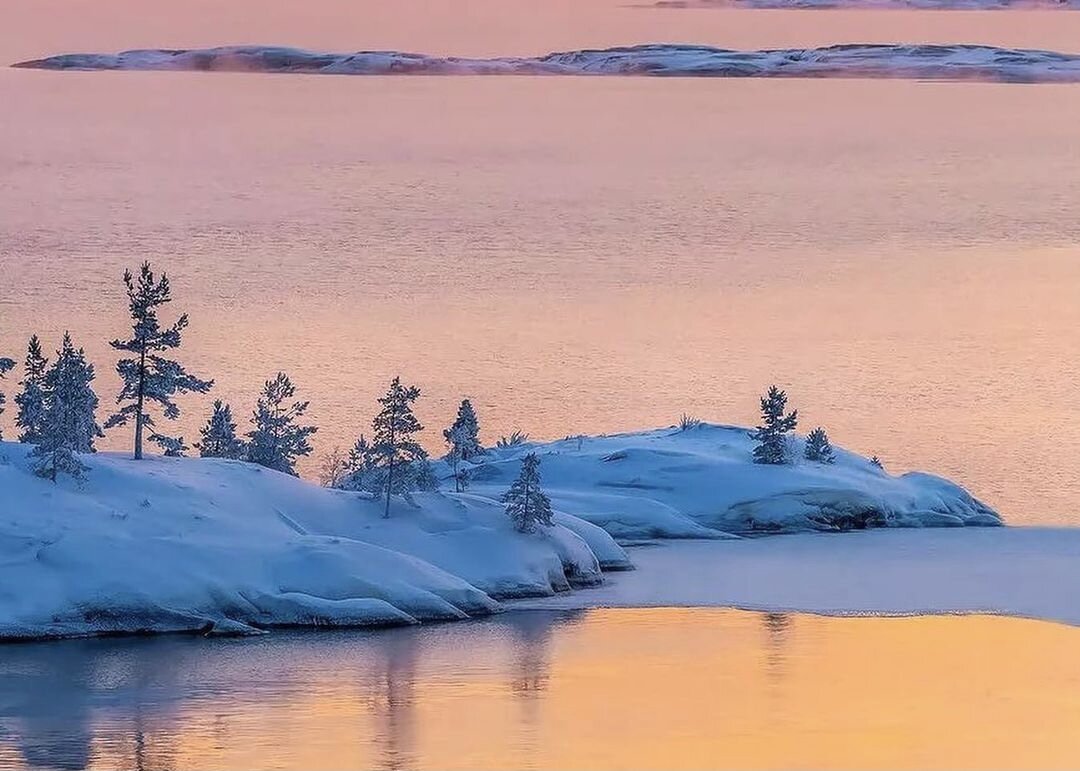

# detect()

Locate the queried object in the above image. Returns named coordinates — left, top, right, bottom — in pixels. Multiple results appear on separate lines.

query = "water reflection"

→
left=367, top=631, right=418, bottom=771
left=761, top=612, right=791, bottom=682
left=2, top=609, right=1079, bottom=769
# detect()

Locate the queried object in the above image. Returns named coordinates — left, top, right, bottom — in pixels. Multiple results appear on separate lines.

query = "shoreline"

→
left=8, top=526, right=1080, bottom=644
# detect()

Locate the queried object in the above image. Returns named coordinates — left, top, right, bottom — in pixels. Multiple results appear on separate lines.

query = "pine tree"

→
left=443, top=398, right=482, bottom=493
left=369, top=377, right=428, bottom=517
left=335, top=434, right=373, bottom=491
left=752, top=385, right=798, bottom=465
left=14, top=335, right=49, bottom=443
left=502, top=453, right=554, bottom=533
left=196, top=400, right=245, bottom=459
left=319, top=446, right=349, bottom=488
left=105, top=262, right=213, bottom=460
left=804, top=426, right=835, bottom=464
left=32, top=333, right=103, bottom=481
left=246, top=372, right=317, bottom=475
left=0, top=355, right=13, bottom=440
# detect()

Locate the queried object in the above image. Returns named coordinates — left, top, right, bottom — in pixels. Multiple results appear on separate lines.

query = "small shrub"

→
left=678, top=413, right=702, bottom=432
left=496, top=430, right=529, bottom=448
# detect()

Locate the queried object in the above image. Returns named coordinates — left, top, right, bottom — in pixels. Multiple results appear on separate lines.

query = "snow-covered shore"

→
left=0, top=441, right=626, bottom=641
left=0, top=424, right=1004, bottom=640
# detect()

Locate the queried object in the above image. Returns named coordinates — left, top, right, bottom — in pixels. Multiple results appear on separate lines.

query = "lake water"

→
left=1, top=608, right=1079, bottom=769
left=2, top=0, right=1080, bottom=525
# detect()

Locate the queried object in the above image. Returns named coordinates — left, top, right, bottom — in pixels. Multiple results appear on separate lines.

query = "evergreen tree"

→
left=319, top=446, right=349, bottom=488
left=14, top=335, right=49, bottom=443
left=196, top=400, right=245, bottom=459
left=246, top=372, right=317, bottom=475
left=335, top=434, right=373, bottom=491
left=105, top=262, right=213, bottom=460
left=804, top=426, right=835, bottom=464
left=443, top=399, right=482, bottom=493
left=502, top=453, right=554, bottom=533
left=444, top=399, right=482, bottom=459
left=369, top=377, right=428, bottom=517
left=0, top=355, right=13, bottom=439
left=32, top=333, right=103, bottom=481
left=752, top=385, right=798, bottom=465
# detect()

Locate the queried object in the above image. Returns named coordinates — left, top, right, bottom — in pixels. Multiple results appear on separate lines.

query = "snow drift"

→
left=13, top=43, right=1080, bottom=83
left=0, top=441, right=626, bottom=641
left=444, top=423, right=1001, bottom=540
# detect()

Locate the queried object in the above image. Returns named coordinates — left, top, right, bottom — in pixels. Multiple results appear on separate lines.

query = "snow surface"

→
left=0, top=441, right=627, bottom=641
left=0, top=423, right=1006, bottom=640
left=444, top=423, right=1001, bottom=539
left=14, top=43, right=1080, bottom=83
left=514, top=529, right=1080, bottom=626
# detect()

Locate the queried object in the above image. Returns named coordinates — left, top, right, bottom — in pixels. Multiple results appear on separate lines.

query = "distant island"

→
left=13, top=42, right=1080, bottom=83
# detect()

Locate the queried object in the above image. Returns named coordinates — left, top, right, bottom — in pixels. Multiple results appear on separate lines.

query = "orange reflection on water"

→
left=3, top=609, right=1080, bottom=769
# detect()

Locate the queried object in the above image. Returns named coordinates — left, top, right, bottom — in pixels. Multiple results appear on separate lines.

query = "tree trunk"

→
left=133, top=342, right=146, bottom=460
left=384, top=459, right=393, bottom=518
left=384, top=417, right=396, bottom=518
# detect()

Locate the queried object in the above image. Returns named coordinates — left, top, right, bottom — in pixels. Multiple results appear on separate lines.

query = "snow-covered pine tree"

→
left=804, top=426, right=835, bottom=464
left=502, top=453, right=554, bottom=533
left=14, top=335, right=49, bottom=443
left=0, top=355, right=13, bottom=439
left=444, top=399, right=482, bottom=459
left=32, top=333, right=103, bottom=481
left=335, top=434, right=373, bottom=490
left=443, top=398, right=483, bottom=492
left=105, top=262, right=213, bottom=460
left=196, top=399, right=245, bottom=459
left=319, top=446, right=349, bottom=488
left=246, top=372, right=317, bottom=475
left=369, top=377, right=428, bottom=517
left=752, top=385, right=798, bottom=465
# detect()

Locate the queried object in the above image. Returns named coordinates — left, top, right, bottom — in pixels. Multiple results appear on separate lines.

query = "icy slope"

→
left=447, top=424, right=1001, bottom=539
left=14, top=43, right=1080, bottom=83
left=0, top=442, right=625, bottom=641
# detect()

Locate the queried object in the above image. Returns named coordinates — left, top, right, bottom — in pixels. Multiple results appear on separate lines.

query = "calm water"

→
left=3, top=1, right=1080, bottom=523
left=1, top=609, right=1079, bottom=770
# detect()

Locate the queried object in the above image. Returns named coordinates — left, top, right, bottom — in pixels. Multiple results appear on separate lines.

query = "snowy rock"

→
left=0, top=421, right=1002, bottom=641
left=0, top=441, right=622, bottom=641
left=447, top=424, right=1001, bottom=540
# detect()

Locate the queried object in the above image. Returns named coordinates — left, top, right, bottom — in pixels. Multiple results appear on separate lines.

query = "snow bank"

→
left=514, top=528, right=1080, bottom=626
left=443, top=424, right=1001, bottom=541
left=0, top=442, right=625, bottom=641
left=14, top=43, right=1080, bottom=83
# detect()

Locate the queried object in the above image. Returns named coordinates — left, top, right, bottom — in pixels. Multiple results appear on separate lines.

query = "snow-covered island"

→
left=0, top=423, right=1003, bottom=641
